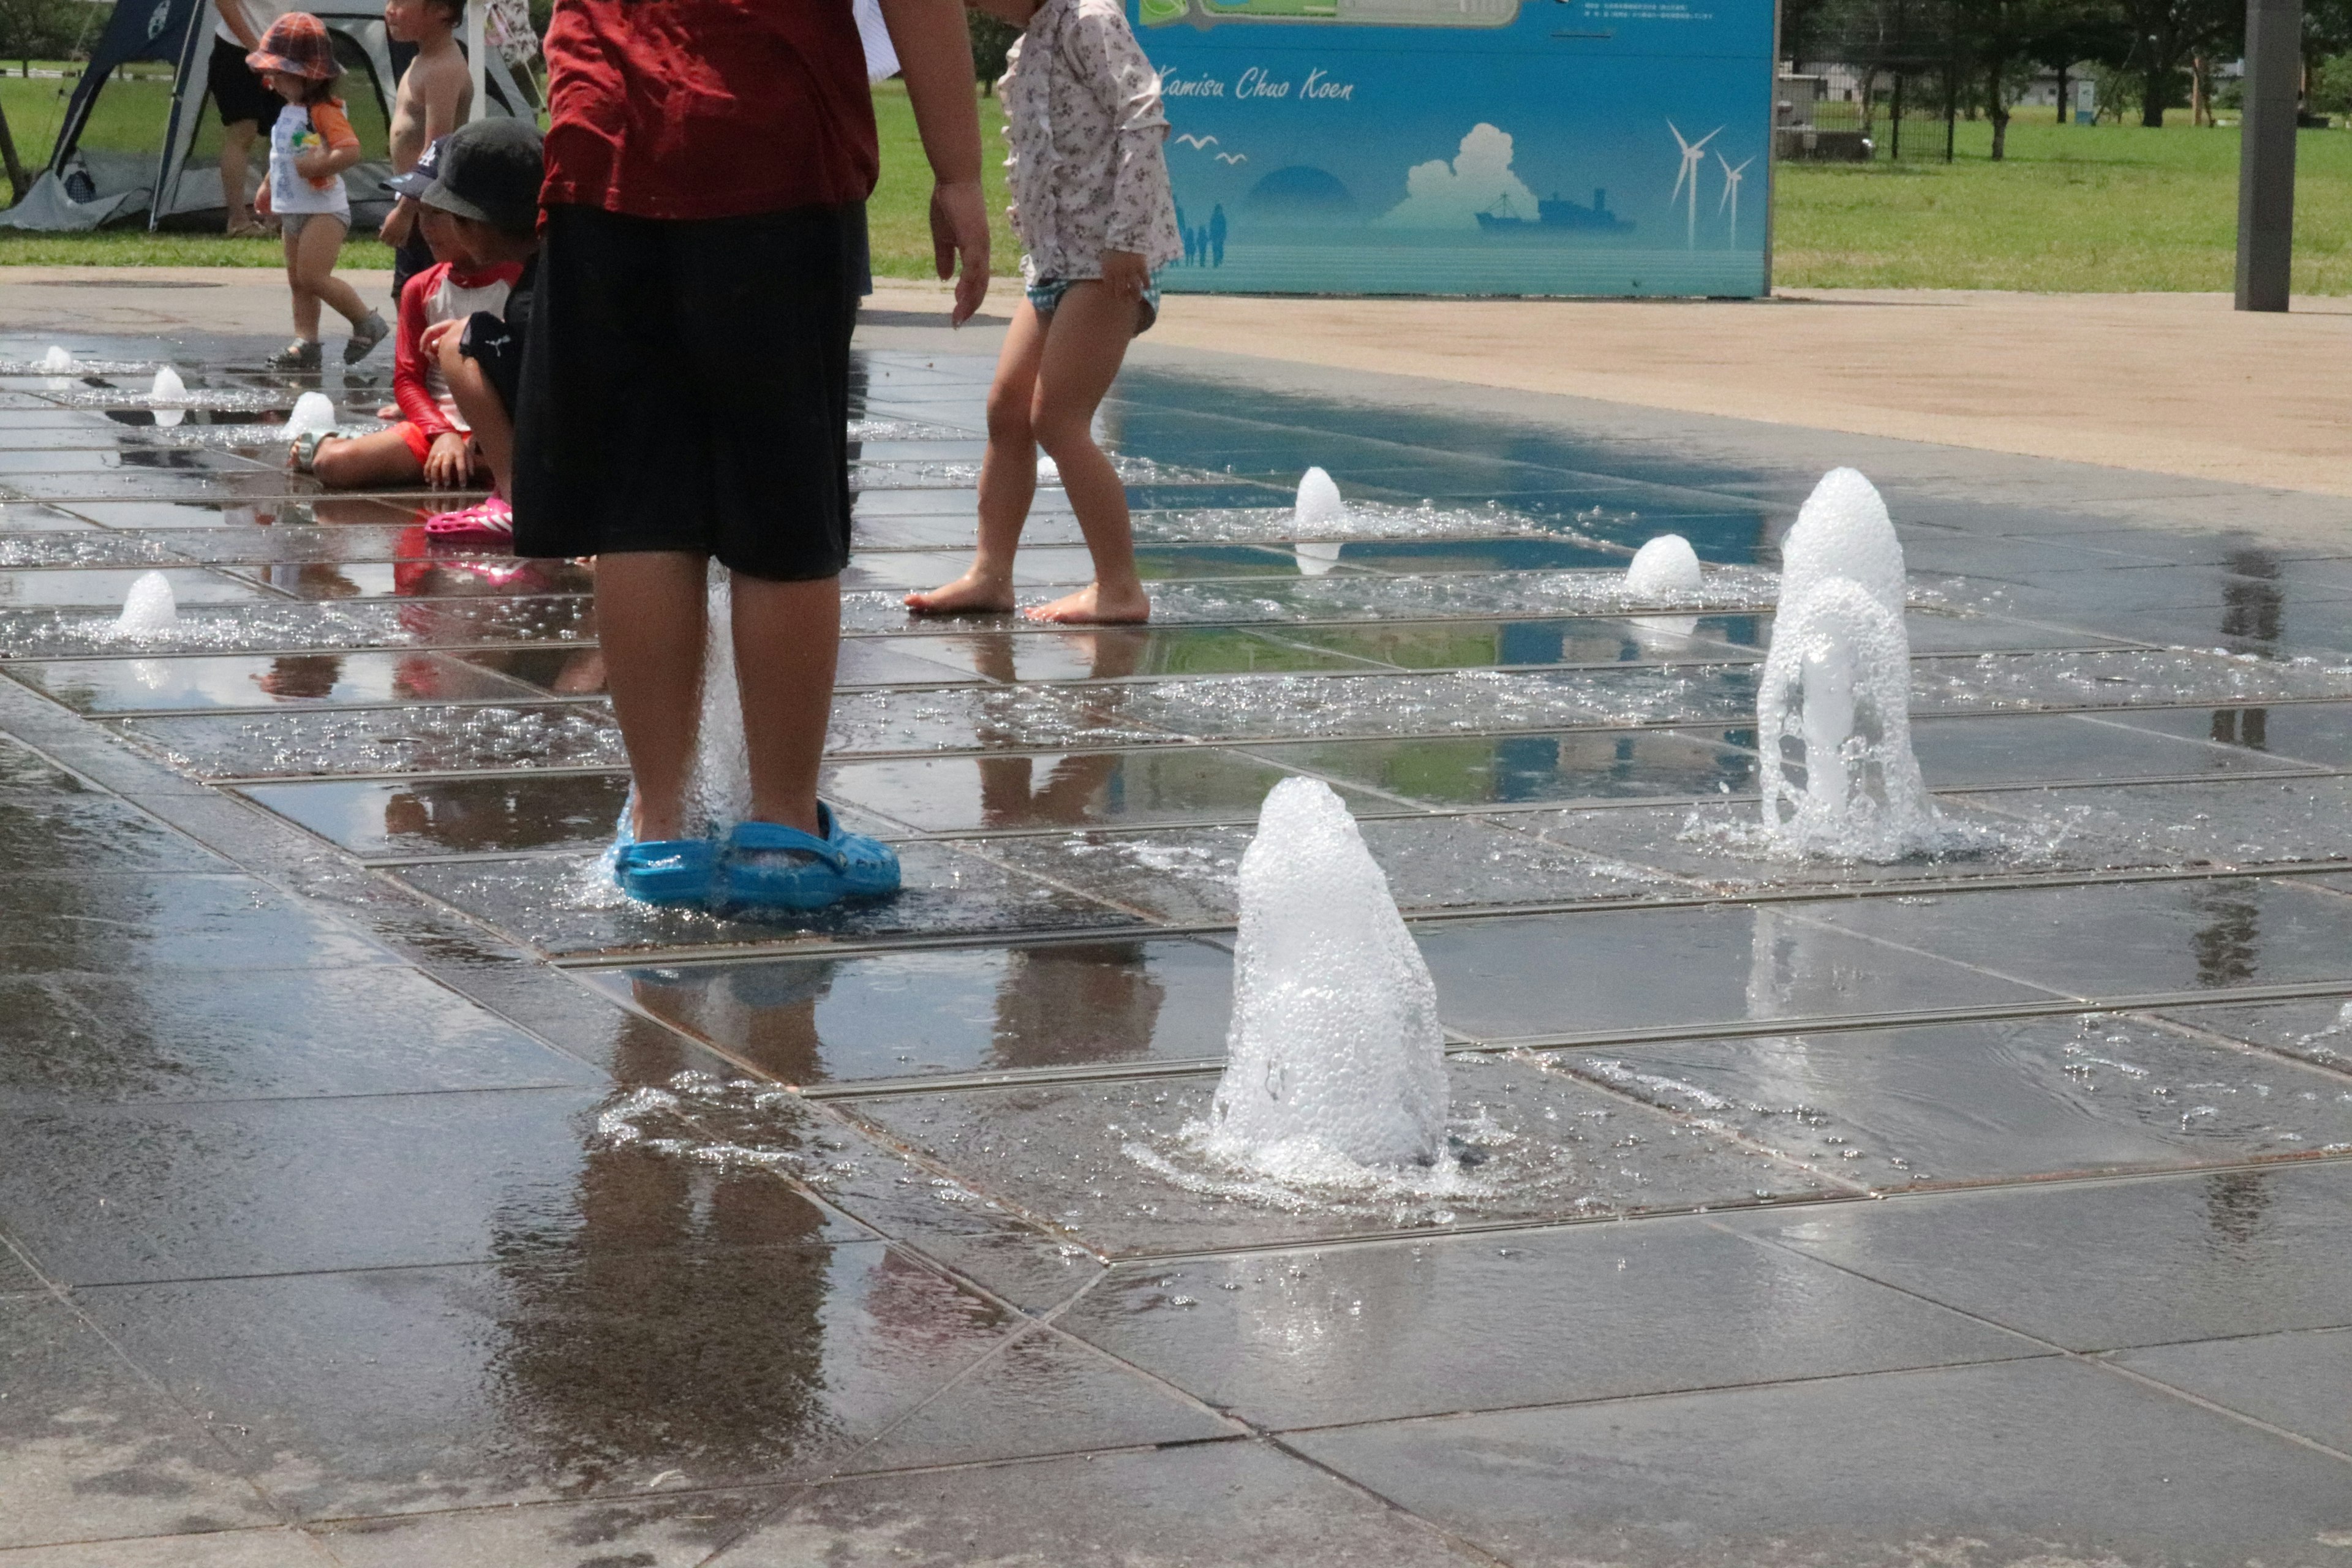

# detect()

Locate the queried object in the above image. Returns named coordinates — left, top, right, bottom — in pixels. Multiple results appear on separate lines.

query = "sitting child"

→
left=295, top=134, right=522, bottom=492
left=407, top=117, right=545, bottom=543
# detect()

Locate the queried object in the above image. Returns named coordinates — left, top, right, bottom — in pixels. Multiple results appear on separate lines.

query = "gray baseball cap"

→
left=413, top=117, right=543, bottom=236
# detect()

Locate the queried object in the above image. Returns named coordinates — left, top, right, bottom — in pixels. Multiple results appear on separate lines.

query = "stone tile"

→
left=1292, top=1358, right=2352, bottom=1567
left=821, top=747, right=1374, bottom=834
left=715, top=1441, right=1483, bottom=1568
left=1238, top=728, right=1756, bottom=809
left=590, top=937, right=1234, bottom=1084
left=236, top=773, right=632, bottom=859
left=0, top=966, right=601, bottom=1107
left=0, top=1530, right=333, bottom=1567
left=306, top=1492, right=773, bottom=1568
left=1958, top=775, right=2352, bottom=870
left=0, top=875, right=390, bottom=973
left=1057, top=1217, right=2035, bottom=1429
left=1540, top=1013, right=2352, bottom=1191
left=2111, top=1325, right=2352, bottom=1452
left=391, top=843, right=1138, bottom=960
left=1417, top=905, right=2051, bottom=1044
left=837, top=1054, right=1830, bottom=1257
left=900, top=625, right=1391, bottom=682
left=77, top=1242, right=1018, bottom=1520
left=2154, top=993, right=2352, bottom=1071
left=1723, top=1161, right=2352, bottom=1349
left=8, top=652, right=542, bottom=714
left=1277, top=617, right=1697, bottom=672
left=0, top=568, right=272, bottom=609
left=0, top=1087, right=867, bottom=1284
left=2098, top=698, right=2352, bottom=767
left=840, top=1323, right=1235, bottom=1473
left=118, top=703, right=624, bottom=781
left=231, top=558, right=596, bottom=600
left=1795, top=876, right=2352, bottom=999
left=1907, top=710, right=2306, bottom=787
left=0, top=738, right=228, bottom=874
left=0, top=1292, right=276, bottom=1550
left=0, top=597, right=594, bottom=660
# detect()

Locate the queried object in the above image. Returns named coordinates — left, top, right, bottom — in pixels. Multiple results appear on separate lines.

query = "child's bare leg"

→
left=311, top=426, right=424, bottom=489
left=285, top=228, right=321, bottom=342
left=596, top=551, right=708, bottom=842
left=293, top=216, right=369, bottom=328
left=439, top=338, right=513, bottom=497
left=1026, top=282, right=1147, bottom=625
left=905, top=298, right=1049, bottom=615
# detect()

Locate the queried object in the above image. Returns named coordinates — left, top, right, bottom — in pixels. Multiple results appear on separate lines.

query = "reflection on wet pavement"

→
left=6, top=331, right=2352, bottom=1561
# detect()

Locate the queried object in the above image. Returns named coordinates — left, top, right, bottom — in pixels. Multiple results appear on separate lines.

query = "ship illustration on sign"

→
left=1474, top=188, right=1634, bottom=234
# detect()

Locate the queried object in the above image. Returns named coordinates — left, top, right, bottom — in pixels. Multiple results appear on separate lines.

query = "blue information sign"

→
left=1134, top=0, right=1774, bottom=298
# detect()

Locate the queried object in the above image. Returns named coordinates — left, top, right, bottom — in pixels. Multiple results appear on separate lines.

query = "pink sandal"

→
left=422, top=496, right=514, bottom=544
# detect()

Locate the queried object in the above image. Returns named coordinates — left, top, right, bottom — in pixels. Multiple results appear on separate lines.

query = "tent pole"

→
left=153, top=0, right=217, bottom=230
left=466, top=1, right=486, bottom=121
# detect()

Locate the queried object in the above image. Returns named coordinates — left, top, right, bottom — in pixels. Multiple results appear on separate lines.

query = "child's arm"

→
left=392, top=274, right=456, bottom=439
left=295, top=104, right=365, bottom=182
left=1066, top=7, right=1173, bottom=267
left=879, top=0, right=990, bottom=325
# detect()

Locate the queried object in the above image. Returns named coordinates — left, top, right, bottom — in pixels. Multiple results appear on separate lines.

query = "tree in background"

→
left=0, top=0, right=83, bottom=201
left=970, top=10, right=1016, bottom=89
left=1954, top=0, right=2075, bottom=156
left=2026, top=1, right=2134, bottom=123
left=2111, top=0, right=2239, bottom=124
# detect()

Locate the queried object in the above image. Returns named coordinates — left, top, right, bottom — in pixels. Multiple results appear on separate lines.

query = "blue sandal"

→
left=612, top=836, right=718, bottom=907
left=722, top=806, right=901, bottom=913
left=820, top=802, right=901, bottom=899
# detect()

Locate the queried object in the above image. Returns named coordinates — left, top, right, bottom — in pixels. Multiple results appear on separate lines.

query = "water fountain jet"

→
left=112, top=571, right=179, bottom=639
left=1294, top=466, right=1344, bottom=532
left=1779, top=467, right=1904, bottom=616
left=285, top=391, right=337, bottom=439
left=149, top=366, right=187, bottom=428
left=1198, top=778, right=1449, bottom=1171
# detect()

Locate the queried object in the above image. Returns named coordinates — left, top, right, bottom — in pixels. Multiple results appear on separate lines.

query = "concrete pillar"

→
left=2236, top=0, right=2301, bottom=312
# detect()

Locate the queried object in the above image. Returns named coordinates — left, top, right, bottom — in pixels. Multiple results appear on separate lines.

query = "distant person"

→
left=508, top=0, right=989, bottom=911
left=295, top=136, right=522, bottom=493
left=249, top=14, right=392, bottom=371
left=906, top=0, right=1181, bottom=625
left=403, top=118, right=547, bottom=542
left=209, top=0, right=287, bottom=235
left=378, top=0, right=474, bottom=307
left=1210, top=202, right=1226, bottom=265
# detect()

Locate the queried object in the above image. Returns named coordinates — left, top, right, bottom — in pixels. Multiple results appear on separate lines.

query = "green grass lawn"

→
left=1774, top=113, right=2352, bottom=292
left=9, top=71, right=2352, bottom=292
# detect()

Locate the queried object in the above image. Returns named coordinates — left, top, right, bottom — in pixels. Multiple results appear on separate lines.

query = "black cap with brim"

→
left=386, top=134, right=448, bottom=201
left=415, top=116, right=543, bottom=236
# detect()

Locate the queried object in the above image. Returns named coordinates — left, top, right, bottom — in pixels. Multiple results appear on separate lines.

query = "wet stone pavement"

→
left=2, top=325, right=2352, bottom=1567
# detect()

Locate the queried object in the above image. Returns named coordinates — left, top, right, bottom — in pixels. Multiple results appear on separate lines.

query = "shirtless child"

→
left=377, top=0, right=472, bottom=307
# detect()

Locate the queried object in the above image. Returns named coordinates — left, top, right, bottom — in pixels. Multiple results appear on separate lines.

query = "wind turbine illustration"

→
left=1717, top=152, right=1753, bottom=246
left=1667, top=121, right=1722, bottom=248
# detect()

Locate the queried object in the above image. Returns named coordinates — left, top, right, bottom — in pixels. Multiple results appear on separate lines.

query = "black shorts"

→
left=208, top=36, right=277, bottom=129
left=510, top=202, right=859, bottom=582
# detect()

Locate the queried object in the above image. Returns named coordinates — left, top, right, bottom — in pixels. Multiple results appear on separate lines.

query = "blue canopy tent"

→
left=1, top=0, right=530, bottom=231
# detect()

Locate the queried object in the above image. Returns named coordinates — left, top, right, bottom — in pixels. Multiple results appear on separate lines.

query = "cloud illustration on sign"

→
left=1380, top=123, right=1539, bottom=229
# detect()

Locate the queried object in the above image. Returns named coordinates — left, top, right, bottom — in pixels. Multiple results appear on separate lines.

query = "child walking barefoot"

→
left=904, top=0, right=1180, bottom=625
left=249, top=13, right=390, bottom=372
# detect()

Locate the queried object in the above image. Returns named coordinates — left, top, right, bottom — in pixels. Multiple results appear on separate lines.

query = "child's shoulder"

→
left=405, top=45, right=472, bottom=94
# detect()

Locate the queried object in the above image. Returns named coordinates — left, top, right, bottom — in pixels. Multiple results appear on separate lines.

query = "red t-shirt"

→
left=540, top=0, right=878, bottom=221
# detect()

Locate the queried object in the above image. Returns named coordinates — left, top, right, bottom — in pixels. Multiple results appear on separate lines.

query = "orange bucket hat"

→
left=247, top=13, right=342, bottom=80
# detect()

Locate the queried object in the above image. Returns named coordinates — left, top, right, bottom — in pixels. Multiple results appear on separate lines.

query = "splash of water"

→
left=284, top=391, right=337, bottom=438
left=1779, top=467, right=1904, bottom=616
left=1756, top=576, right=1946, bottom=859
left=1194, top=778, right=1449, bottom=1172
left=1294, top=466, right=1345, bottom=532
left=110, top=571, right=179, bottom=639
left=609, top=562, right=753, bottom=854
left=1624, top=533, right=1703, bottom=597
left=149, top=366, right=187, bottom=428
left=39, top=345, right=71, bottom=372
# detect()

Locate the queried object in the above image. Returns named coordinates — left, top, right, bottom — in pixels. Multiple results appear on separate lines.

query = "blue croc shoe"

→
left=820, top=802, right=901, bottom=899
left=612, top=836, right=718, bottom=907
left=723, top=819, right=850, bottom=912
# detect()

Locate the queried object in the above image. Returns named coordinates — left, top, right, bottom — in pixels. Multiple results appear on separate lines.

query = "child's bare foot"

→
left=1024, top=582, right=1151, bottom=625
left=905, top=570, right=1016, bottom=616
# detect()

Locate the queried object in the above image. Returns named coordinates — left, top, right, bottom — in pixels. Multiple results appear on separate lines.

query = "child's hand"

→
left=424, top=431, right=473, bottom=488
left=1100, top=250, right=1149, bottom=305
left=293, top=150, right=334, bottom=180
left=930, top=179, right=992, bottom=326
left=420, top=319, right=463, bottom=362
left=255, top=183, right=273, bottom=219
left=380, top=199, right=415, bottom=247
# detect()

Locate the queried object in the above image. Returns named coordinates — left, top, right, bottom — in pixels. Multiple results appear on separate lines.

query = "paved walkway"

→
left=2, top=302, right=2352, bottom=1564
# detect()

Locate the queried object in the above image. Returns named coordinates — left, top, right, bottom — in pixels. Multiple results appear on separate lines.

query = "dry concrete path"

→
left=7, top=266, right=2347, bottom=496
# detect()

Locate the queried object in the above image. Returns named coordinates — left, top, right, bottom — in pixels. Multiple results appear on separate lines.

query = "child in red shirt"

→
left=295, top=137, right=521, bottom=490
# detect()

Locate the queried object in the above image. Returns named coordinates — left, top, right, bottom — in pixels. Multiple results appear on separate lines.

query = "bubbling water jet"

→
left=285, top=391, right=337, bottom=439
left=39, top=346, right=71, bottom=372
left=1294, top=466, right=1344, bottom=532
left=111, top=571, right=179, bottom=638
left=149, top=366, right=187, bottom=428
left=1779, top=467, right=1904, bottom=617
left=1195, top=778, right=1449, bottom=1172
left=1624, top=533, right=1702, bottom=598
